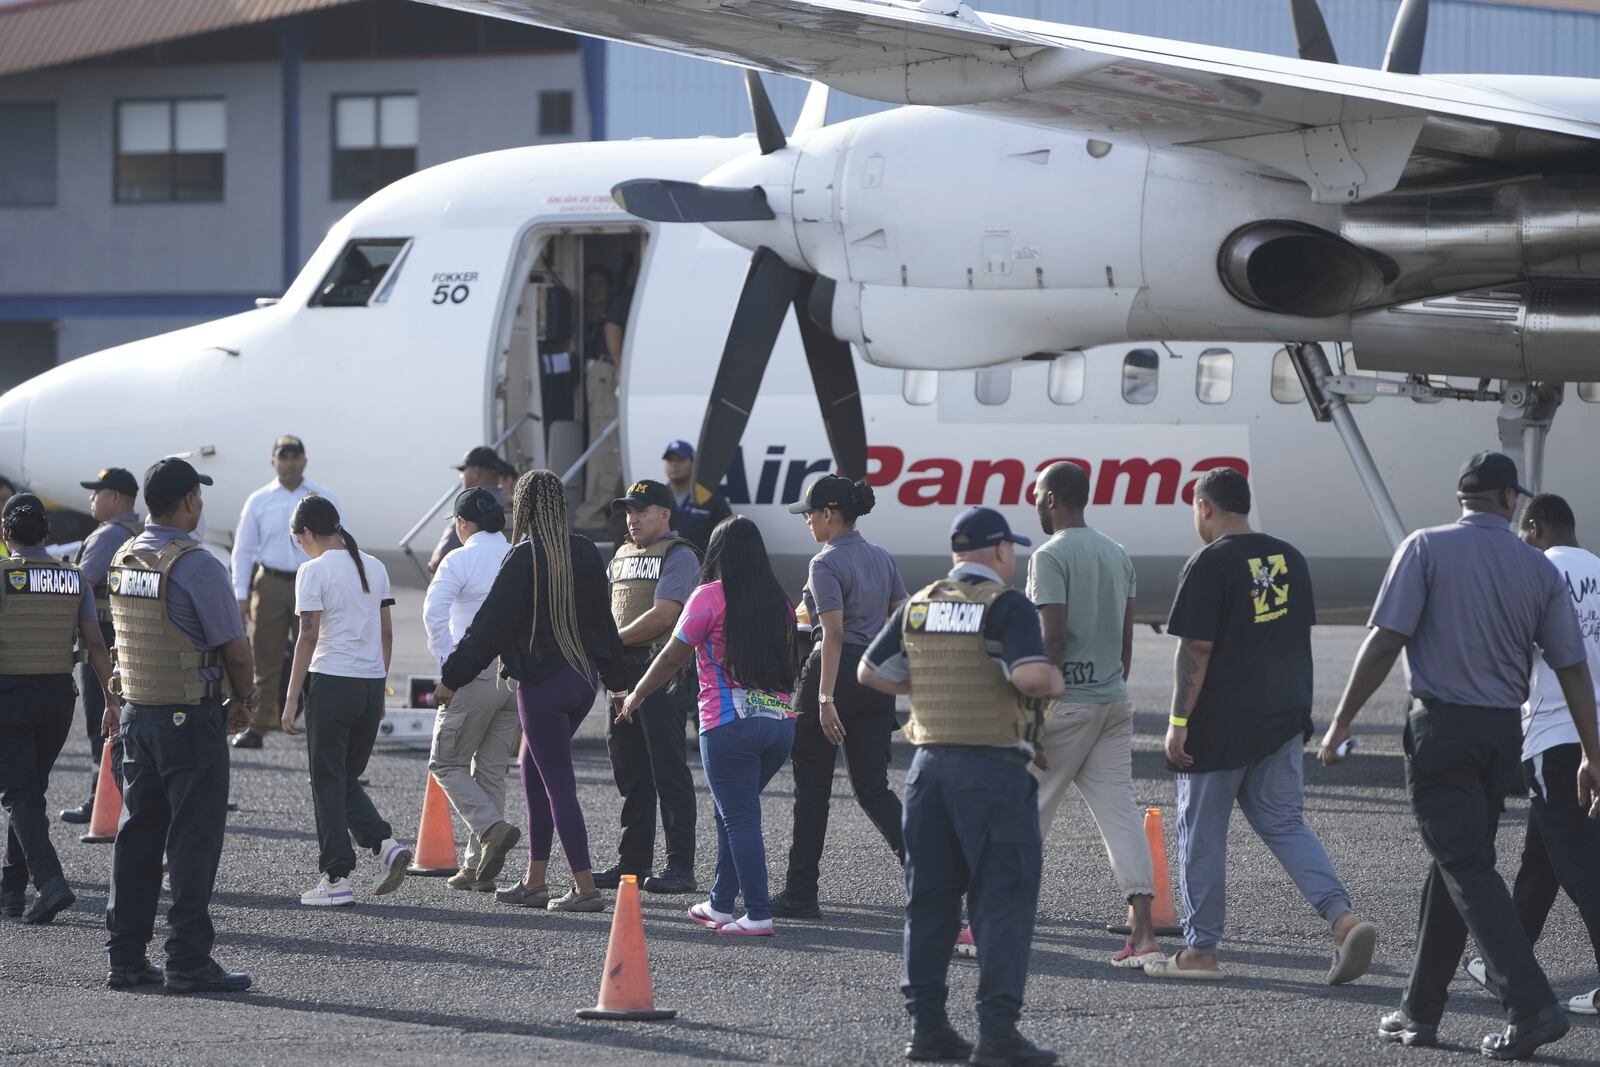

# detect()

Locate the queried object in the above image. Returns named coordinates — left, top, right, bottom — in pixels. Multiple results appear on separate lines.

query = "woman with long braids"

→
left=622, top=516, right=796, bottom=936
left=282, top=495, right=411, bottom=907
left=438, top=470, right=628, bottom=912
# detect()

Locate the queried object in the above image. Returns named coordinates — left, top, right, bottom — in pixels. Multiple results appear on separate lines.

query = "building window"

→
left=310, top=238, right=412, bottom=307
left=902, top=370, right=937, bottom=406
left=0, top=103, right=56, bottom=207
left=1047, top=352, right=1084, bottom=405
left=975, top=368, right=1011, bottom=406
left=333, top=93, right=418, bottom=201
left=115, top=98, right=225, bottom=202
left=539, top=90, right=574, bottom=136
left=1122, top=348, right=1159, bottom=405
left=1271, top=348, right=1306, bottom=403
left=1196, top=348, right=1233, bottom=404
left=1579, top=382, right=1600, bottom=404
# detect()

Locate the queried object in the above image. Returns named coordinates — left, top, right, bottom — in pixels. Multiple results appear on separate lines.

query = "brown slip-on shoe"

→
left=447, top=868, right=495, bottom=892
left=474, top=822, right=522, bottom=884
left=494, top=882, right=551, bottom=908
left=547, top=888, right=605, bottom=913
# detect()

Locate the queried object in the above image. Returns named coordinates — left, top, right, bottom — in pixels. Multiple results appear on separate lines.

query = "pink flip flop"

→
left=717, top=916, right=775, bottom=937
left=688, top=902, right=731, bottom=929
left=1111, top=942, right=1166, bottom=969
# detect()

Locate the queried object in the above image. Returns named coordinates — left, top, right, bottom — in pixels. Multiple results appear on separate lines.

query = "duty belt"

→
left=257, top=565, right=297, bottom=581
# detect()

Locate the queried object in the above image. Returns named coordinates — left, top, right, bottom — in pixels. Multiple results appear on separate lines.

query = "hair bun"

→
left=850, top=480, right=877, bottom=517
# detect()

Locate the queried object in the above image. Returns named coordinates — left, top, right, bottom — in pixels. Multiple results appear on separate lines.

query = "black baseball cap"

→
left=81, top=467, right=139, bottom=498
left=787, top=474, right=856, bottom=515
left=1, top=492, right=44, bottom=523
left=1459, top=451, right=1530, bottom=497
left=143, top=458, right=212, bottom=505
left=610, top=479, right=675, bottom=513
left=662, top=439, right=695, bottom=460
left=950, top=506, right=1031, bottom=552
left=273, top=434, right=305, bottom=456
left=453, top=486, right=505, bottom=526
left=454, top=446, right=502, bottom=472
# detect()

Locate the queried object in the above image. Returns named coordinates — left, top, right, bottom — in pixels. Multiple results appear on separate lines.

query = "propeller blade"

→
left=793, top=274, right=867, bottom=481
left=611, top=179, right=774, bottom=223
left=691, top=247, right=801, bottom=504
left=744, top=69, right=787, bottom=155
left=793, top=81, right=831, bottom=139
left=1290, top=0, right=1339, bottom=64
left=1383, top=0, right=1429, bottom=74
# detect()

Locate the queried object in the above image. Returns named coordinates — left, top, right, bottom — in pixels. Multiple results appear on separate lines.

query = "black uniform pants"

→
left=0, top=675, right=76, bottom=896
left=1511, top=742, right=1600, bottom=971
left=305, top=674, right=392, bottom=880
left=606, top=678, right=696, bottom=874
left=106, top=698, right=229, bottom=972
left=1401, top=702, right=1556, bottom=1025
left=784, top=643, right=904, bottom=901
left=79, top=620, right=124, bottom=797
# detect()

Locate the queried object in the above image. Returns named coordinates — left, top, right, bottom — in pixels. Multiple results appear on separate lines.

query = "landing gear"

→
left=1497, top=380, right=1561, bottom=499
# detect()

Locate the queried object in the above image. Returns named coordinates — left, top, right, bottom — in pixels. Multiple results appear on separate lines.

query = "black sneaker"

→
left=0, top=890, right=24, bottom=919
left=642, top=868, right=698, bottom=894
left=969, top=1032, right=1056, bottom=1067
left=22, top=881, right=74, bottom=925
left=591, top=864, right=644, bottom=890
left=230, top=731, right=263, bottom=750
left=769, top=891, right=821, bottom=920
left=60, top=799, right=94, bottom=824
left=1481, top=1004, right=1569, bottom=1060
left=1377, top=1010, right=1438, bottom=1047
left=107, top=960, right=164, bottom=990
left=164, top=960, right=252, bottom=994
left=906, top=1023, right=973, bottom=1061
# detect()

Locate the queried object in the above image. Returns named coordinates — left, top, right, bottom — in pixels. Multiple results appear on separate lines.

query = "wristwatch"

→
left=818, top=694, right=835, bottom=704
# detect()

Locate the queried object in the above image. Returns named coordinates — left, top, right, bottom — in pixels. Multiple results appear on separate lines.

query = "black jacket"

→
left=441, top=534, right=628, bottom=692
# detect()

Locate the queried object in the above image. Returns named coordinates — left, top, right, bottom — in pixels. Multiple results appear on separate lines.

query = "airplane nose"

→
left=0, top=386, right=28, bottom=487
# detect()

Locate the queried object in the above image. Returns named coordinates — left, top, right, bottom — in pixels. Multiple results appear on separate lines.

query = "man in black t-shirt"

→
left=1143, top=468, right=1378, bottom=985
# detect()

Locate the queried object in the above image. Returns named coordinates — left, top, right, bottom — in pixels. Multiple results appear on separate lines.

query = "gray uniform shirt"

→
left=125, top=524, right=247, bottom=686
left=802, top=530, right=908, bottom=646
left=76, top=511, right=142, bottom=590
left=1370, top=511, right=1586, bottom=708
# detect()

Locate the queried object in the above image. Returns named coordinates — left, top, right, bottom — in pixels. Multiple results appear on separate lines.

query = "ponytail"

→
left=290, top=495, right=369, bottom=592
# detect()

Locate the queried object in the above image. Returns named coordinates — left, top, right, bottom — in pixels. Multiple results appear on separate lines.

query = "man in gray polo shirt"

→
left=1321, top=451, right=1600, bottom=1060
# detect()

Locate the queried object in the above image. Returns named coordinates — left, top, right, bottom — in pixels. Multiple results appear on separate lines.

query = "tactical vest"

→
left=78, top=519, right=142, bottom=624
left=901, top=578, right=1045, bottom=749
left=108, top=538, right=221, bottom=705
left=609, top=537, right=697, bottom=629
left=0, top=557, right=85, bottom=675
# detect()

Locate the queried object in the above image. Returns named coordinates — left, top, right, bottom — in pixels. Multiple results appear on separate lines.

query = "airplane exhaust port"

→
left=1218, top=221, right=1387, bottom=319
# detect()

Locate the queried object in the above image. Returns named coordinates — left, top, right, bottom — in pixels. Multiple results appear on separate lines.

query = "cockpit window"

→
left=309, top=237, right=411, bottom=307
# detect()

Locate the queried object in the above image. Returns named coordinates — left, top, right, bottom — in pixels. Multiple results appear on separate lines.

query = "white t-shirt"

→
left=1522, top=545, right=1600, bottom=760
left=295, top=548, right=393, bottom=680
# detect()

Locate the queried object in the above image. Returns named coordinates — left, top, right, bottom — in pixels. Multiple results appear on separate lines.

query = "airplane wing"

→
left=418, top=0, right=1600, bottom=202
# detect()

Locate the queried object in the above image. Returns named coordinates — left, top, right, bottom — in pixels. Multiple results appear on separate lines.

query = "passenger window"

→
left=1121, top=348, right=1158, bottom=405
left=1195, top=348, right=1232, bottom=404
left=1047, top=352, right=1084, bottom=405
left=309, top=238, right=411, bottom=307
left=1270, top=348, right=1305, bottom=404
left=902, top=370, right=937, bottom=406
left=1580, top=382, right=1600, bottom=403
left=975, top=368, right=1011, bottom=406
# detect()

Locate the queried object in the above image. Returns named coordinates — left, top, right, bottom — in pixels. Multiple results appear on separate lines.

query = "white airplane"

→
left=1, top=0, right=1596, bottom=613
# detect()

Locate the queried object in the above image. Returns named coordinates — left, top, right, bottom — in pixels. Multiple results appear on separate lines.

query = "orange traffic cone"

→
left=577, top=874, right=676, bottom=1021
left=80, top=743, right=121, bottom=843
left=407, top=772, right=457, bottom=876
left=1106, top=807, right=1184, bottom=937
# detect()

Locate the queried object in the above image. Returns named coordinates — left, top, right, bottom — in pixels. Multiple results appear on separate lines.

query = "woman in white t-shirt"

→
left=281, top=495, right=411, bottom=908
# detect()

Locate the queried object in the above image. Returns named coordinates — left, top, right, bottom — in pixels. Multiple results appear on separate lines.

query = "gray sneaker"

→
left=547, top=888, right=606, bottom=913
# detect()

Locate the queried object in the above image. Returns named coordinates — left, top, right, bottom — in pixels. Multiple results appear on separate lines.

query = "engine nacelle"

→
left=1218, top=221, right=1388, bottom=318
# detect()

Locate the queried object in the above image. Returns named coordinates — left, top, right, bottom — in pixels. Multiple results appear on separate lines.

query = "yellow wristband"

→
left=1169, top=715, right=1189, bottom=727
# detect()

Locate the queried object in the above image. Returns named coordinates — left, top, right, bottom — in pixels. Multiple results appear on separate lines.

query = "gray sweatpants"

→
left=1174, top=733, right=1351, bottom=954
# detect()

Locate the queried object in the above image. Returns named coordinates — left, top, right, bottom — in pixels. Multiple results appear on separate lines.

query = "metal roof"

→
left=0, top=0, right=359, bottom=78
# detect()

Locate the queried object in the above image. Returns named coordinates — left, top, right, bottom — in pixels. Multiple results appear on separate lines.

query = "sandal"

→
left=717, top=915, right=774, bottom=937
left=689, top=902, right=732, bottom=930
left=1143, top=952, right=1225, bottom=980
left=494, top=882, right=551, bottom=908
left=1327, top=921, right=1378, bottom=986
left=547, top=888, right=606, bottom=913
left=1111, top=942, right=1165, bottom=969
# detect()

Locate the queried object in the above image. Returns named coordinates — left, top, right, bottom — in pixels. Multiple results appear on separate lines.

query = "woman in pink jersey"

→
left=621, top=516, right=796, bottom=935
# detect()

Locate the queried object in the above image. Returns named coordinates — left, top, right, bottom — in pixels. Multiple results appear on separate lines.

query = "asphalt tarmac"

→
left=3, top=596, right=1598, bottom=1065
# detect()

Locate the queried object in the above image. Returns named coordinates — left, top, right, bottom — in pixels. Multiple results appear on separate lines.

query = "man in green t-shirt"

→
left=1026, top=461, right=1162, bottom=967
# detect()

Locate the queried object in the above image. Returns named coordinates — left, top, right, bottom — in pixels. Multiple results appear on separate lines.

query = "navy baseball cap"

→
left=454, top=446, right=501, bottom=472
left=81, top=467, right=138, bottom=498
left=273, top=434, right=305, bottom=456
left=787, top=474, right=856, bottom=515
left=950, top=506, right=1031, bottom=552
left=663, top=439, right=695, bottom=460
left=1, top=492, right=44, bottom=523
left=453, top=487, right=504, bottom=526
left=143, top=458, right=212, bottom=503
left=611, top=479, right=675, bottom=513
left=1459, top=451, right=1530, bottom=497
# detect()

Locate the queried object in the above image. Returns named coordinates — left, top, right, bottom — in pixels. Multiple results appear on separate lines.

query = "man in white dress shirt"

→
left=423, top=487, right=522, bottom=891
left=231, top=435, right=336, bottom=749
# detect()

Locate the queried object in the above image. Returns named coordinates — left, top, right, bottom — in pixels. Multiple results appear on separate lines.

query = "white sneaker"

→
left=373, top=839, right=411, bottom=897
left=301, top=875, right=354, bottom=907
left=1465, top=956, right=1489, bottom=991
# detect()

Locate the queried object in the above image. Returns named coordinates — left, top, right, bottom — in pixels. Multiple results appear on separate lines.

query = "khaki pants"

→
left=1032, top=699, right=1154, bottom=899
left=247, top=569, right=296, bottom=732
left=573, top=359, right=621, bottom=530
left=428, top=667, right=521, bottom=869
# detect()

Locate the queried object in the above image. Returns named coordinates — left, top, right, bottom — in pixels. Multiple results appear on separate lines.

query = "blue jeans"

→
left=700, top=715, right=795, bottom=922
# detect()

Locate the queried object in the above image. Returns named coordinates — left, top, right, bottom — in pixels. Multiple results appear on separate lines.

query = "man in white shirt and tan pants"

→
left=231, top=435, right=335, bottom=749
left=424, top=488, right=522, bottom=891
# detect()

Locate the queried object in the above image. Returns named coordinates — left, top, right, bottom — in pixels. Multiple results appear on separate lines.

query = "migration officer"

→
left=859, top=506, right=1064, bottom=1067
left=60, top=467, right=143, bottom=825
left=0, top=494, right=118, bottom=925
left=661, top=439, right=730, bottom=553
left=104, top=458, right=257, bottom=993
left=597, top=478, right=700, bottom=894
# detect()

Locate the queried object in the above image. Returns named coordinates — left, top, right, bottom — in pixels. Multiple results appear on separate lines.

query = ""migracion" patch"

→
left=908, top=600, right=987, bottom=634
left=7, top=568, right=81, bottom=595
left=611, top=556, right=664, bottom=582
left=110, top=569, right=162, bottom=599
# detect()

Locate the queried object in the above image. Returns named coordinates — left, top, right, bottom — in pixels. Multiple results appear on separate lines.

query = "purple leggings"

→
left=518, top=664, right=597, bottom=872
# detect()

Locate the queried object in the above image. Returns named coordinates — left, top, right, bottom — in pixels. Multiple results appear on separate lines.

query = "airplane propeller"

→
left=611, top=72, right=866, bottom=505
left=1290, top=0, right=1428, bottom=74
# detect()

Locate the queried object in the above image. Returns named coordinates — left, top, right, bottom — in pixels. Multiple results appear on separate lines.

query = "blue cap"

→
left=662, top=439, right=695, bottom=460
left=950, top=506, right=1031, bottom=552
